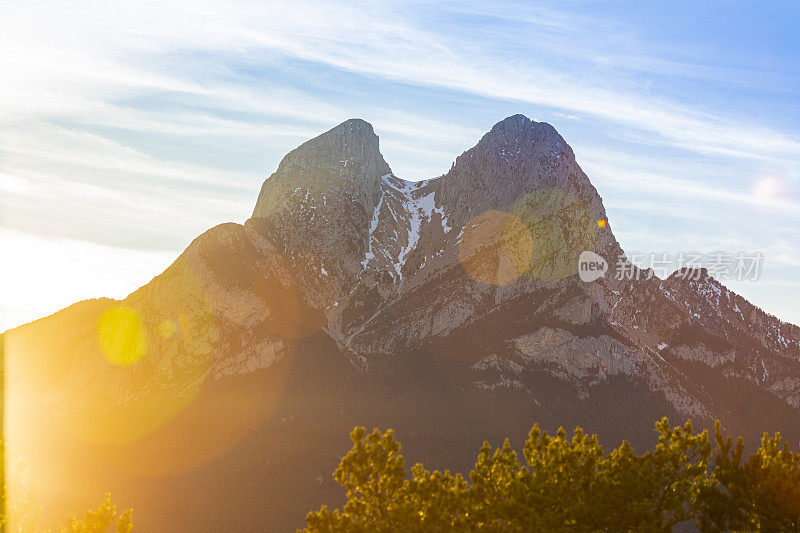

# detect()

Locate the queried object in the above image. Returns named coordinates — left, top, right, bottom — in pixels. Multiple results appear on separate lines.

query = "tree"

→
left=304, top=427, right=408, bottom=532
left=616, top=418, right=711, bottom=531
left=303, top=418, right=798, bottom=532
left=57, top=494, right=133, bottom=533
left=0, top=484, right=132, bottom=533
left=697, top=422, right=800, bottom=531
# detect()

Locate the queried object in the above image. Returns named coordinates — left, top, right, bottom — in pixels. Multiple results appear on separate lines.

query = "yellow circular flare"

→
left=158, top=318, right=176, bottom=338
left=459, top=210, right=534, bottom=285
left=97, top=305, right=147, bottom=366
left=509, top=189, right=599, bottom=282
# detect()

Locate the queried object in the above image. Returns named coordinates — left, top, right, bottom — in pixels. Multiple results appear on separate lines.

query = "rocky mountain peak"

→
left=252, top=118, right=390, bottom=221
left=273, top=117, right=386, bottom=179
left=9, top=115, right=800, bottom=532
left=435, top=115, right=611, bottom=254
left=484, top=113, right=561, bottom=144
left=245, top=116, right=622, bottom=297
left=246, top=119, right=394, bottom=281
left=463, top=114, right=567, bottom=165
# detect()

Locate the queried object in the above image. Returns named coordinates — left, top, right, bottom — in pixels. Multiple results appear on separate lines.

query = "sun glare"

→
left=97, top=305, right=147, bottom=366
left=752, top=177, right=778, bottom=201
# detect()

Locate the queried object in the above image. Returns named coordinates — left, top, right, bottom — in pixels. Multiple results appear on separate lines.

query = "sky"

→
left=1, top=0, right=799, bottom=331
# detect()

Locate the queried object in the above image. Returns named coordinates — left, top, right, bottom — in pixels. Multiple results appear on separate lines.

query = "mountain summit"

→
left=253, top=118, right=389, bottom=218
left=5, top=116, right=800, bottom=531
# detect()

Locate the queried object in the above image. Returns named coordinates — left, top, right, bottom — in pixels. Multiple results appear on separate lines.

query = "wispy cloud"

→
left=4, top=1, right=798, bottom=161
left=1, top=0, right=798, bottom=328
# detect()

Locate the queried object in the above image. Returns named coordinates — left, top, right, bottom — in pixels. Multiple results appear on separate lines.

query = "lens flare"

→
left=158, top=318, right=176, bottom=338
left=597, top=218, right=607, bottom=228
left=97, top=305, right=147, bottom=366
left=61, top=258, right=216, bottom=447
left=459, top=210, right=534, bottom=286
left=753, top=177, right=778, bottom=201
left=509, top=188, right=599, bottom=282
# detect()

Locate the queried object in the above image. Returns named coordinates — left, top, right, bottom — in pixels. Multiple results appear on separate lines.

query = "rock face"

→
left=4, top=115, right=800, bottom=532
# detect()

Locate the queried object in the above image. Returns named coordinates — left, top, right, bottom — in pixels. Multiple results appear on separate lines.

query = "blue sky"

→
left=1, top=0, right=799, bottom=330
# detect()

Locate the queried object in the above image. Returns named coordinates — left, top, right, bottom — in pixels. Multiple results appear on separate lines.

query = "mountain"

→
left=4, top=115, right=800, bottom=531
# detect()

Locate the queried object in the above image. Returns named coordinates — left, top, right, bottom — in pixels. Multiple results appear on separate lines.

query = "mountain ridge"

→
left=4, top=115, right=800, bottom=531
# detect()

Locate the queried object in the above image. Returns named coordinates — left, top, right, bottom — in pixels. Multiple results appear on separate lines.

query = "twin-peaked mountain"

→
left=4, top=115, right=800, bottom=532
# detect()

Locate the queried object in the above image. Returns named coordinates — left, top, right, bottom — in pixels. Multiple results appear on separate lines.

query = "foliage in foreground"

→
left=2, top=434, right=133, bottom=532
left=302, top=419, right=800, bottom=532
left=53, top=494, right=133, bottom=533
left=1, top=489, right=132, bottom=533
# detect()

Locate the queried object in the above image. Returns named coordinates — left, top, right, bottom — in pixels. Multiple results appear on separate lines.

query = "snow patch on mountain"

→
left=359, top=174, right=443, bottom=279
left=362, top=193, right=385, bottom=268
left=396, top=189, right=435, bottom=276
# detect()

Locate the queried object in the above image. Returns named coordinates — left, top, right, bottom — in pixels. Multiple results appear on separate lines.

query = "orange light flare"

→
left=458, top=210, right=534, bottom=286
left=507, top=189, right=600, bottom=282
left=114, top=251, right=331, bottom=476
left=1, top=239, right=334, bottom=517
left=597, top=218, right=607, bottom=228
left=64, top=261, right=217, bottom=448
